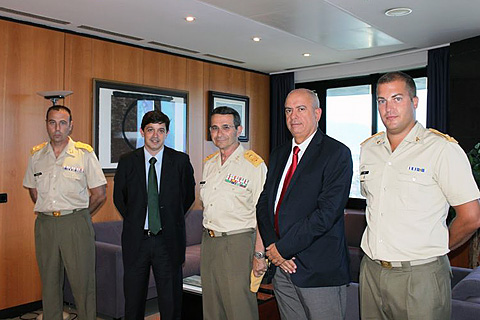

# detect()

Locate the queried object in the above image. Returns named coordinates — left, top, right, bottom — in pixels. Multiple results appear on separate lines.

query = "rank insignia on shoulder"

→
left=204, top=152, right=219, bottom=162
left=75, top=141, right=94, bottom=152
left=244, top=150, right=264, bottom=167
left=31, top=142, right=48, bottom=155
left=428, top=129, right=458, bottom=143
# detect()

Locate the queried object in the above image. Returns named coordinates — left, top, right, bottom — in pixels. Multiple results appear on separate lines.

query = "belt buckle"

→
left=380, top=260, right=392, bottom=269
left=208, top=230, right=215, bottom=238
left=53, top=211, right=61, bottom=217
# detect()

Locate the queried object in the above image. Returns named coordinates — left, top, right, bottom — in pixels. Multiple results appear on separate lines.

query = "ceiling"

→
left=1, top=0, right=479, bottom=74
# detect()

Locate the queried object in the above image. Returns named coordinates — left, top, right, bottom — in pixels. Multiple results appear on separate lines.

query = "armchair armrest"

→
left=95, top=241, right=125, bottom=319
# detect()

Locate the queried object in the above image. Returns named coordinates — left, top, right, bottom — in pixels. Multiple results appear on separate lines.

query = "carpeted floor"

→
left=8, top=300, right=161, bottom=320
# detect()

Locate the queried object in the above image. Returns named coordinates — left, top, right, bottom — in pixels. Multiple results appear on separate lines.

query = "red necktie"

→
left=275, top=146, right=300, bottom=236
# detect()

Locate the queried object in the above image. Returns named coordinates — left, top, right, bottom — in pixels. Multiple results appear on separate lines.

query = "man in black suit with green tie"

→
left=114, top=110, right=195, bottom=319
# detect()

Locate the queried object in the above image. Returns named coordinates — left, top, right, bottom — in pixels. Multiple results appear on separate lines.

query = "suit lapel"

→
left=271, top=142, right=292, bottom=210
left=283, top=130, right=324, bottom=199
left=134, top=148, right=147, bottom=194
left=159, top=146, right=173, bottom=199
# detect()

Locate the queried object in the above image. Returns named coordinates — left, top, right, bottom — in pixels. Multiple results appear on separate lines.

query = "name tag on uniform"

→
left=63, top=165, right=84, bottom=173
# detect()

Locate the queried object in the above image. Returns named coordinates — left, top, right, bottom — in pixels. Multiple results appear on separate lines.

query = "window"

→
left=298, top=69, right=427, bottom=207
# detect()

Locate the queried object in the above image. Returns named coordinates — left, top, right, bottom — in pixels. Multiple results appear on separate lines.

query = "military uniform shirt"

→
left=23, top=137, right=107, bottom=212
left=360, top=122, right=480, bottom=261
left=200, top=144, right=267, bottom=232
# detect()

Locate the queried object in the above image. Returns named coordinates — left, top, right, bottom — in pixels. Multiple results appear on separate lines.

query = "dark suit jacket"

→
left=257, top=130, right=352, bottom=287
left=113, top=146, right=195, bottom=268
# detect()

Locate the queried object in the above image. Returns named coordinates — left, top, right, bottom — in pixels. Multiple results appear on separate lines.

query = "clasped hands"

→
left=266, top=243, right=297, bottom=274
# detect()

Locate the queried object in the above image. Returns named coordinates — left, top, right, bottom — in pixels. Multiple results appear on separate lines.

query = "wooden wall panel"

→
left=186, top=60, right=205, bottom=209
left=0, top=19, right=270, bottom=310
left=0, top=20, right=65, bottom=309
left=246, top=72, right=270, bottom=163
left=143, top=50, right=188, bottom=89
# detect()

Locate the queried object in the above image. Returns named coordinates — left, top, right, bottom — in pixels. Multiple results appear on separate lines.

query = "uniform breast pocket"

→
left=62, top=171, right=85, bottom=194
left=398, top=172, right=436, bottom=210
left=35, top=174, right=50, bottom=194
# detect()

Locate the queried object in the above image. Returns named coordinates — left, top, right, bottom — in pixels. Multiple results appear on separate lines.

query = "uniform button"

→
left=53, top=200, right=56, bottom=204
left=210, top=204, right=213, bottom=207
left=388, top=162, right=392, bottom=166
left=379, top=239, right=383, bottom=243
left=412, top=177, right=416, bottom=182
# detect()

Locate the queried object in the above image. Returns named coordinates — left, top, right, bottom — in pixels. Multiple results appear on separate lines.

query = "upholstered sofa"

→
left=64, top=209, right=203, bottom=319
left=451, top=266, right=480, bottom=320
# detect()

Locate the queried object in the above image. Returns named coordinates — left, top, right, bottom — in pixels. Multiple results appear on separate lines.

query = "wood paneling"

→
left=0, top=19, right=270, bottom=310
left=0, top=20, right=65, bottom=309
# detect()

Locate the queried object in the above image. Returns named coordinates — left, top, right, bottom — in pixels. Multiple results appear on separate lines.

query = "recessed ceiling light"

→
left=385, top=7, right=412, bottom=17
left=185, top=16, right=196, bottom=22
left=252, top=36, right=261, bottom=42
left=303, top=53, right=311, bottom=57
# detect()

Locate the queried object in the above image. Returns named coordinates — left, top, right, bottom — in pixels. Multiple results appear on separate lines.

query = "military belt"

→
left=205, top=227, right=255, bottom=238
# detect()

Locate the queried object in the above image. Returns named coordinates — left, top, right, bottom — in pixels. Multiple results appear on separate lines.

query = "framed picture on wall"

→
left=93, top=79, right=188, bottom=173
left=208, top=91, right=249, bottom=142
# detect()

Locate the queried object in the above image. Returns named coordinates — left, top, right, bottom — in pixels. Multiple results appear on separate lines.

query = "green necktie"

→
left=148, top=157, right=161, bottom=234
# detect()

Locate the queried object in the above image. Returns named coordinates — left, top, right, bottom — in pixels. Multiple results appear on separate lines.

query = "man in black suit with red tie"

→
left=256, top=88, right=353, bottom=319
left=114, top=110, right=195, bottom=320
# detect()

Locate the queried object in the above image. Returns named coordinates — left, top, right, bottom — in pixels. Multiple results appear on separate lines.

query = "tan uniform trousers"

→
left=200, top=230, right=258, bottom=320
left=35, top=209, right=96, bottom=320
left=360, top=254, right=451, bottom=320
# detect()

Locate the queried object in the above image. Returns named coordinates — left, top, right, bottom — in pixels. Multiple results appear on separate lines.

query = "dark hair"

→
left=141, top=110, right=170, bottom=131
left=211, top=106, right=241, bottom=128
left=46, top=105, right=72, bottom=122
left=377, top=71, right=417, bottom=99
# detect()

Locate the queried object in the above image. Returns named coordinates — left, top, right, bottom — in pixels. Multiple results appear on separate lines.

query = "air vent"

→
left=0, top=7, right=70, bottom=25
left=203, top=54, right=245, bottom=64
left=77, top=25, right=143, bottom=41
left=148, top=41, right=200, bottom=54
left=284, top=62, right=339, bottom=71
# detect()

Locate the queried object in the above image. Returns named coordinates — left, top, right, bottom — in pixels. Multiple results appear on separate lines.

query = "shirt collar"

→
left=291, top=130, right=316, bottom=153
left=144, top=146, right=164, bottom=162
left=403, top=121, right=426, bottom=144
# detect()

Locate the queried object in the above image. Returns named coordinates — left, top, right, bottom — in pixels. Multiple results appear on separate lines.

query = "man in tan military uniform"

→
left=23, top=105, right=106, bottom=320
left=359, top=71, right=480, bottom=320
left=200, top=106, right=267, bottom=320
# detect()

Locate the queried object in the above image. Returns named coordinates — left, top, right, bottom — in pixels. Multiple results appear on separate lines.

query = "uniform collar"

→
left=45, top=137, right=75, bottom=157
left=403, top=122, right=426, bottom=144
left=219, top=143, right=245, bottom=166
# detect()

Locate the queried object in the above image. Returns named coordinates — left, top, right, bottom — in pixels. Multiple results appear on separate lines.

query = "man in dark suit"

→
left=256, top=88, right=353, bottom=319
left=113, top=110, right=195, bottom=320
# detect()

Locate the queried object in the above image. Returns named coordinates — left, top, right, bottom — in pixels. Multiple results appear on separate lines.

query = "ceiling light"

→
left=185, top=16, right=196, bottom=22
left=303, top=53, right=311, bottom=57
left=252, top=37, right=261, bottom=42
left=384, top=7, right=412, bottom=17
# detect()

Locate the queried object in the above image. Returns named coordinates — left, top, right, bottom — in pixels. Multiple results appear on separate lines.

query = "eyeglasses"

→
left=209, top=125, right=236, bottom=132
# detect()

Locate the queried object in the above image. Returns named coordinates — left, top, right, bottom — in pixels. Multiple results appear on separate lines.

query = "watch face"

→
left=255, top=252, right=265, bottom=259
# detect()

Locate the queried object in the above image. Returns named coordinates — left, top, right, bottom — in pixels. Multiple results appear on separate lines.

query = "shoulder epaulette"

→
left=75, top=141, right=94, bottom=152
left=30, top=142, right=48, bottom=155
left=244, top=150, right=264, bottom=167
left=428, top=129, right=458, bottom=143
left=204, top=151, right=219, bottom=162
left=361, top=132, right=384, bottom=146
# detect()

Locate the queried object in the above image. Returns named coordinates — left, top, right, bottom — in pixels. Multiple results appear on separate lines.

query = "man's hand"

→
left=279, top=259, right=297, bottom=274
left=266, top=243, right=286, bottom=266
left=253, top=257, right=268, bottom=277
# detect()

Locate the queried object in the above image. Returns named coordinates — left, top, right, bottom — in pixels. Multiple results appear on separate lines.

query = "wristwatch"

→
left=254, top=251, right=266, bottom=259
